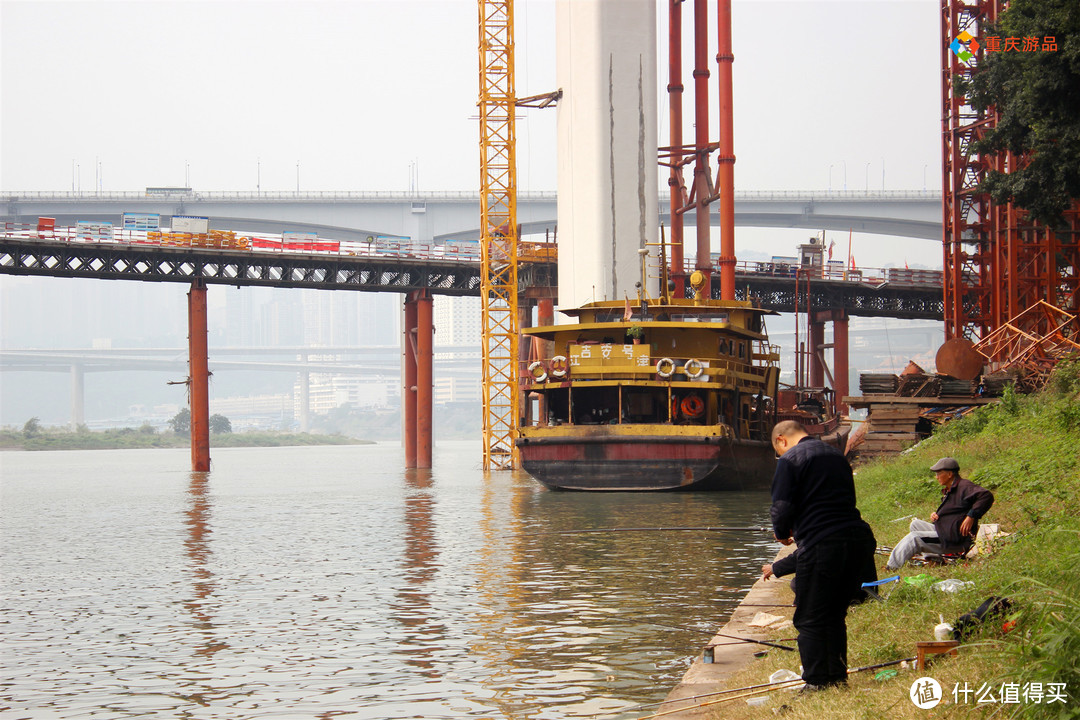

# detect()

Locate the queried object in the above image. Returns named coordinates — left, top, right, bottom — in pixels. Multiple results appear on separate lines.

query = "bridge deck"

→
left=0, top=232, right=943, bottom=319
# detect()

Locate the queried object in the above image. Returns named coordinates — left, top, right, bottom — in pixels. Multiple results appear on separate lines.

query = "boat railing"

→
left=525, top=345, right=769, bottom=389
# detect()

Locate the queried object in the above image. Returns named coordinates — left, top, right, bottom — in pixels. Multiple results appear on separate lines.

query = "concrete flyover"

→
left=3, top=189, right=942, bottom=243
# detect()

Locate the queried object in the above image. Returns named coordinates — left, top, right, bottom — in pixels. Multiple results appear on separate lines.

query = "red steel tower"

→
left=941, top=0, right=1079, bottom=349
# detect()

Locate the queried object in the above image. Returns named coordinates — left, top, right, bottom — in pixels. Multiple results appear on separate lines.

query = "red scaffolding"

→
left=941, top=0, right=1079, bottom=354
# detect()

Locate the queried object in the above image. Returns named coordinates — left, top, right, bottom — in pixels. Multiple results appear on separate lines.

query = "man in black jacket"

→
left=770, top=420, right=877, bottom=690
left=885, top=457, right=994, bottom=570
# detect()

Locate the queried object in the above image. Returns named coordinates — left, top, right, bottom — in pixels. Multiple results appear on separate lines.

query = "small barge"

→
left=517, top=276, right=795, bottom=491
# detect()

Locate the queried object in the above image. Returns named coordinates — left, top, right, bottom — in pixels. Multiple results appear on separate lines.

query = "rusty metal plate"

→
left=936, top=338, right=984, bottom=381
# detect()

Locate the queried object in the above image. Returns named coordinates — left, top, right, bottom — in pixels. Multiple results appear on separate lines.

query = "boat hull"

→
left=516, top=431, right=776, bottom=491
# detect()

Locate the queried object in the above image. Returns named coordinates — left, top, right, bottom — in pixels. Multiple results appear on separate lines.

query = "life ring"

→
left=680, top=394, right=705, bottom=418
left=684, top=358, right=704, bottom=378
left=655, top=357, right=676, bottom=378
left=528, top=361, right=548, bottom=383
left=550, top=355, right=569, bottom=379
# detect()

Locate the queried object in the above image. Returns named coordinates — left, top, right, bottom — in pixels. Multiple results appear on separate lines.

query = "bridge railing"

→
left=2, top=189, right=939, bottom=202
left=0, top=222, right=946, bottom=287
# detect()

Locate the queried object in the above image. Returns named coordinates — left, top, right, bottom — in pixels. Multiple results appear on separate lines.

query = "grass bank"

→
left=695, top=360, right=1080, bottom=720
left=0, top=428, right=373, bottom=451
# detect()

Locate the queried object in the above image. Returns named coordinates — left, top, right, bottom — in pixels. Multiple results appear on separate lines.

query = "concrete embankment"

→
left=657, top=545, right=796, bottom=719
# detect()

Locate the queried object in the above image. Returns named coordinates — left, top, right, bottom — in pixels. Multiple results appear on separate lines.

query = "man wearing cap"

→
left=885, top=457, right=994, bottom=570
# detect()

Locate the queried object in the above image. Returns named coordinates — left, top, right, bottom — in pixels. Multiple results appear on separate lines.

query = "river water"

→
left=1, top=442, right=777, bottom=719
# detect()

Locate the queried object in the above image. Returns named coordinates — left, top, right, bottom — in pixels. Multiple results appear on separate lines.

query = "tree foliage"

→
left=22, top=417, right=41, bottom=438
left=959, top=0, right=1080, bottom=227
left=168, top=408, right=191, bottom=435
left=209, top=414, right=232, bottom=435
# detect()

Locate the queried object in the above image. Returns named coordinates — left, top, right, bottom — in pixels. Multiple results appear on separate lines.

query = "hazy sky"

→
left=1, top=0, right=942, bottom=195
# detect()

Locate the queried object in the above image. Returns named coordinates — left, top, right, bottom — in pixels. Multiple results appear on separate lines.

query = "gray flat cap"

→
left=930, top=457, right=960, bottom=472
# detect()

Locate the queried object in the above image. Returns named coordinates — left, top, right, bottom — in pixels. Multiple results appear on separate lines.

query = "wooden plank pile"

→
left=860, top=402, right=924, bottom=454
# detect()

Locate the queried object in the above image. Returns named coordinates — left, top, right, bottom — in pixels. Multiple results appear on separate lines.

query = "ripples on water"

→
left=1, top=442, right=777, bottom=719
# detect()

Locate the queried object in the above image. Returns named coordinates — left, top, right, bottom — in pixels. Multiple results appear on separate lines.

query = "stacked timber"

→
left=860, top=374, right=899, bottom=394
left=940, top=375, right=978, bottom=396
left=860, top=403, right=924, bottom=454
left=848, top=365, right=1001, bottom=458
left=981, top=371, right=1019, bottom=397
left=897, top=373, right=941, bottom=397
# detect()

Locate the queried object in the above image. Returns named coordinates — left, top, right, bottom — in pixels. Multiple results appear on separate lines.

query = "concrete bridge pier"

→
left=70, top=363, right=84, bottom=430
left=188, top=280, right=211, bottom=472
left=402, top=291, right=433, bottom=468
left=298, top=370, right=310, bottom=432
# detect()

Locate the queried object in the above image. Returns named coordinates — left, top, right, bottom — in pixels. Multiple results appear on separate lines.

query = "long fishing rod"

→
left=632, top=618, right=796, bottom=650
left=513, top=525, right=771, bottom=538
left=711, top=632, right=795, bottom=651
left=634, top=656, right=918, bottom=716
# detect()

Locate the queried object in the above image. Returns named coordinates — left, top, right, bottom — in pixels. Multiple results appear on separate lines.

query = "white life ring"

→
left=655, top=357, right=676, bottom=378
left=550, top=355, right=569, bottom=379
left=684, top=358, right=704, bottom=379
left=528, top=361, right=548, bottom=383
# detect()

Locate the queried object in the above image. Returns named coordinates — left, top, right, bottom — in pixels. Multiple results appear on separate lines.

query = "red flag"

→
left=623, top=295, right=633, bottom=321
left=828, top=240, right=836, bottom=261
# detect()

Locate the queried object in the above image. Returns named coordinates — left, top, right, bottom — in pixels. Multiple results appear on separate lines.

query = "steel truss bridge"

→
left=0, top=233, right=943, bottom=320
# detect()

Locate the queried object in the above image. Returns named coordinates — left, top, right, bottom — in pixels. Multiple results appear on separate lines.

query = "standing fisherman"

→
left=769, top=420, right=877, bottom=691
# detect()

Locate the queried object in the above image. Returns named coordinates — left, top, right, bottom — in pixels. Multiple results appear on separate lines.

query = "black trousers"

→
left=792, top=526, right=877, bottom=685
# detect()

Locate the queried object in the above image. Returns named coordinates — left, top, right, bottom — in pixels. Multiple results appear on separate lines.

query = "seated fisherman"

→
left=885, top=457, right=994, bottom=570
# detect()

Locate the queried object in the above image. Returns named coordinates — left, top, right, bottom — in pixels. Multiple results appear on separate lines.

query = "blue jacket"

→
left=770, top=436, right=873, bottom=551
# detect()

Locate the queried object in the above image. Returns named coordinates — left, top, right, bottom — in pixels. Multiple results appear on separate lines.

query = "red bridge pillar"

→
left=402, top=296, right=418, bottom=468
left=415, top=291, right=433, bottom=469
left=402, top=291, right=433, bottom=469
left=809, top=320, right=826, bottom=388
left=187, top=280, right=211, bottom=472
left=833, top=310, right=850, bottom=413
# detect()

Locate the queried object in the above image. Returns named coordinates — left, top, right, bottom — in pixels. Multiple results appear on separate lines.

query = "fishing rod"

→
left=512, top=525, right=772, bottom=538
left=710, top=632, right=795, bottom=651
left=634, top=656, right=918, bottom=717
left=631, top=618, right=797, bottom=650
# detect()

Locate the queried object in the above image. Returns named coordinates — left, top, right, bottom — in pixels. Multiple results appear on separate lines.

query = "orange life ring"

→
left=680, top=394, right=705, bottom=418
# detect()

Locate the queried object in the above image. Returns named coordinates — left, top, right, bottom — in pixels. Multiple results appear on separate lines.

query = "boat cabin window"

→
left=543, top=388, right=570, bottom=425
left=622, top=388, right=668, bottom=424
left=668, top=313, right=730, bottom=324
left=738, top=341, right=746, bottom=359
left=570, top=386, right=619, bottom=425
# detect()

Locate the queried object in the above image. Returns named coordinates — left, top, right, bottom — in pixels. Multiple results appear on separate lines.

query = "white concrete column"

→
left=70, top=363, right=84, bottom=430
left=555, top=0, right=659, bottom=313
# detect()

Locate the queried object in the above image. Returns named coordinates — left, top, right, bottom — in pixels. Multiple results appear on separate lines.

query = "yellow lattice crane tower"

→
left=477, top=0, right=519, bottom=470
